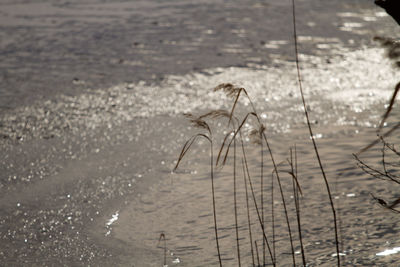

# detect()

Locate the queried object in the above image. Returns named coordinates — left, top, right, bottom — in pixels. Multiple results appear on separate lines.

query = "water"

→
left=0, top=0, right=396, bottom=109
left=105, top=42, right=400, bottom=265
left=106, top=48, right=398, bottom=265
left=117, top=128, right=400, bottom=266
left=0, top=0, right=399, bottom=266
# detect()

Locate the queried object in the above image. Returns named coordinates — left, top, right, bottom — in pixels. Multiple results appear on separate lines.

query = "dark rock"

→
left=375, top=0, right=400, bottom=26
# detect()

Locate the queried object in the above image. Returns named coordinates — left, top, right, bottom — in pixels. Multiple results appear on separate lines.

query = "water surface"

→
left=0, top=0, right=399, bottom=266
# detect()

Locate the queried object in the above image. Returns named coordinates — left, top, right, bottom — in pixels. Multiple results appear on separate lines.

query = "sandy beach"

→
left=1, top=0, right=400, bottom=266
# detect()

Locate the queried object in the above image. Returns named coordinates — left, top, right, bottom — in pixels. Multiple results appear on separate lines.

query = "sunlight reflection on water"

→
left=376, top=247, right=400, bottom=256
left=105, top=210, right=120, bottom=236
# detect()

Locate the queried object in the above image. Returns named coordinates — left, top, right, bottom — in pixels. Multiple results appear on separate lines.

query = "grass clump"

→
left=173, top=78, right=342, bottom=265
left=171, top=1, right=343, bottom=265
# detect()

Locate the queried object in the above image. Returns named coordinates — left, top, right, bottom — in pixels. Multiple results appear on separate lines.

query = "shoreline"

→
left=1, top=44, right=399, bottom=265
left=1, top=0, right=400, bottom=265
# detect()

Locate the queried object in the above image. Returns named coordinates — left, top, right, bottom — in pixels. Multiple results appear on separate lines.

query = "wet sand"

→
left=1, top=0, right=400, bottom=266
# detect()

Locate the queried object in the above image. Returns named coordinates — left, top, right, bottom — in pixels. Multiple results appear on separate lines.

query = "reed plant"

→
left=355, top=137, right=400, bottom=213
left=165, top=1, right=400, bottom=266
left=291, top=0, right=340, bottom=265
left=173, top=79, right=342, bottom=265
left=355, top=11, right=400, bottom=214
left=157, top=233, right=167, bottom=267
left=171, top=0, right=342, bottom=266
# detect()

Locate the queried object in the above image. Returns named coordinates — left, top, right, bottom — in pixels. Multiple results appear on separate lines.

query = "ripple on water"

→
left=0, top=46, right=397, bottom=144
left=105, top=44, right=399, bottom=264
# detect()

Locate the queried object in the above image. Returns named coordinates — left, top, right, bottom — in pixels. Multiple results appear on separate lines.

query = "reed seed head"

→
left=183, top=113, right=211, bottom=133
left=214, top=83, right=243, bottom=98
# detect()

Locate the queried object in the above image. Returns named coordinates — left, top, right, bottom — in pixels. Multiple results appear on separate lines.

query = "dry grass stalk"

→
left=157, top=233, right=167, bottom=267
left=355, top=138, right=400, bottom=214
left=217, top=79, right=298, bottom=265
left=358, top=35, right=400, bottom=154
left=255, top=241, right=261, bottom=267
left=241, top=158, right=256, bottom=266
left=291, top=0, right=340, bottom=265
left=233, top=136, right=242, bottom=266
left=240, top=131, right=275, bottom=266
left=271, top=170, right=276, bottom=262
left=289, top=147, right=306, bottom=266
left=378, top=82, right=400, bottom=131
left=214, top=83, right=258, bottom=127
left=173, top=117, right=222, bottom=266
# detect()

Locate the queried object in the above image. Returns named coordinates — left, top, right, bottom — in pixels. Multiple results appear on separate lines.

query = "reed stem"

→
left=233, top=136, right=242, bottom=266
left=291, top=0, right=340, bottom=265
left=242, top=158, right=256, bottom=267
left=210, top=141, right=223, bottom=267
left=290, top=147, right=306, bottom=266
left=240, top=136, right=275, bottom=266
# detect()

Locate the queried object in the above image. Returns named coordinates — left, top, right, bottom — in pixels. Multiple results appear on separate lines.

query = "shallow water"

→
left=0, top=0, right=396, bottom=109
left=1, top=0, right=400, bottom=266
left=105, top=46, right=400, bottom=266
left=115, top=126, right=400, bottom=266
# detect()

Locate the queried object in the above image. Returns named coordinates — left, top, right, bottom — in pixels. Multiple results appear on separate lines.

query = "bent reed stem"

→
left=173, top=131, right=222, bottom=266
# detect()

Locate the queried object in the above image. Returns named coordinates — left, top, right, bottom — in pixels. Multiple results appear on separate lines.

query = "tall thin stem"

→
left=158, top=233, right=167, bottom=267
left=272, top=157, right=296, bottom=266
left=240, top=136, right=275, bottom=266
left=261, top=140, right=266, bottom=266
left=271, top=171, right=276, bottom=262
left=242, top=159, right=256, bottom=267
left=233, top=136, right=241, bottom=266
left=255, top=241, right=261, bottom=267
left=291, top=147, right=306, bottom=266
left=260, top=131, right=295, bottom=266
left=210, top=141, right=222, bottom=266
left=291, top=0, right=340, bottom=265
